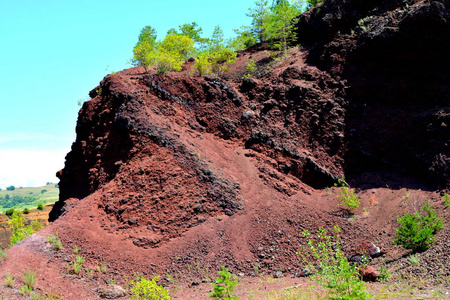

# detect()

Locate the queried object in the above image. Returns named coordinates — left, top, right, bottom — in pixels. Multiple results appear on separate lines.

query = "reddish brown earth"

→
left=1, top=0, right=450, bottom=299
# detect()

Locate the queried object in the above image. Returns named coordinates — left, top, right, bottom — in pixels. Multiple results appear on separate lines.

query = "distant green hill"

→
left=0, top=183, right=59, bottom=212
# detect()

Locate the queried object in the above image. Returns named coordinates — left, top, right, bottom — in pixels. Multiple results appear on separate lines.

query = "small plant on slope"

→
left=46, top=232, right=62, bottom=250
left=377, top=261, right=391, bottom=282
left=393, top=199, right=443, bottom=252
left=243, top=59, right=257, bottom=78
left=209, top=266, right=238, bottom=300
left=334, top=176, right=360, bottom=213
left=299, top=226, right=370, bottom=300
left=20, top=285, right=33, bottom=295
left=4, top=273, right=14, bottom=287
left=443, top=193, right=449, bottom=207
left=0, top=248, right=6, bottom=260
left=129, top=275, right=170, bottom=300
left=72, top=255, right=85, bottom=275
left=22, top=270, right=36, bottom=290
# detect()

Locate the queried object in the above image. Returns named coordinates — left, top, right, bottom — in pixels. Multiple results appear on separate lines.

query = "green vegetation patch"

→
left=0, top=183, right=59, bottom=212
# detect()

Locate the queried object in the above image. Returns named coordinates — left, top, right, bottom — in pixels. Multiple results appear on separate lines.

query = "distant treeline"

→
left=0, top=195, right=40, bottom=209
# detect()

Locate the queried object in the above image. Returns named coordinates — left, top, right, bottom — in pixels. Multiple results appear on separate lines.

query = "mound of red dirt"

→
left=1, top=0, right=449, bottom=298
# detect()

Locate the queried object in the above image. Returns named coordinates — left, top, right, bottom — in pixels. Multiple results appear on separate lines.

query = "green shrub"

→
left=8, top=212, right=43, bottom=246
left=192, top=52, right=212, bottom=76
left=23, top=208, right=30, bottom=214
left=5, top=208, right=15, bottom=217
left=393, top=199, right=443, bottom=252
left=209, top=266, right=238, bottom=300
left=129, top=276, right=170, bottom=300
left=299, top=226, right=370, bottom=300
left=334, top=177, right=360, bottom=212
left=37, top=203, right=45, bottom=211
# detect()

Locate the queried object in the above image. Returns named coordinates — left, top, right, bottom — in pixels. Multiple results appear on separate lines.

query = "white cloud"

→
left=0, top=149, right=68, bottom=189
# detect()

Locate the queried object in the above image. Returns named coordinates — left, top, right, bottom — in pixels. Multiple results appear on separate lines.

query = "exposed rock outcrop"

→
left=296, top=0, right=450, bottom=188
left=13, top=0, right=445, bottom=295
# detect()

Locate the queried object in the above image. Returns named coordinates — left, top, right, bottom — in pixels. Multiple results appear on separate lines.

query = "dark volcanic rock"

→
left=297, top=0, right=450, bottom=188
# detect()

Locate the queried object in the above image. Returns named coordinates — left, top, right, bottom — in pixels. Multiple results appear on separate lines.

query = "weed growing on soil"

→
left=334, top=177, right=360, bottom=213
left=85, top=268, right=93, bottom=277
left=4, top=273, right=14, bottom=287
left=262, top=285, right=324, bottom=299
left=377, top=262, right=391, bottom=282
left=166, top=273, right=176, bottom=284
left=20, top=285, right=32, bottom=295
left=243, top=59, right=257, bottom=78
left=443, top=193, right=450, bottom=207
left=99, top=260, right=108, bottom=273
left=299, top=226, right=371, bottom=300
left=407, top=254, right=420, bottom=266
left=73, top=245, right=79, bottom=254
left=253, top=264, right=264, bottom=277
left=45, top=294, right=62, bottom=300
left=393, top=199, right=443, bottom=252
left=22, top=270, right=36, bottom=290
left=72, top=255, right=85, bottom=275
left=0, top=248, right=6, bottom=260
left=209, top=265, right=238, bottom=300
left=129, top=275, right=170, bottom=300
left=46, top=232, right=62, bottom=250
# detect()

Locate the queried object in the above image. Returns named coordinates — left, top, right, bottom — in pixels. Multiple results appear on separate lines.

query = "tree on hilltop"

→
left=263, top=0, right=302, bottom=52
left=246, top=0, right=270, bottom=43
left=131, top=25, right=195, bottom=74
left=191, top=25, right=237, bottom=77
left=168, top=22, right=209, bottom=52
left=131, top=26, right=158, bottom=72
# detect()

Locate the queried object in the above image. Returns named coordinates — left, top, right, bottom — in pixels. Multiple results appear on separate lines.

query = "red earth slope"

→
left=1, top=0, right=449, bottom=298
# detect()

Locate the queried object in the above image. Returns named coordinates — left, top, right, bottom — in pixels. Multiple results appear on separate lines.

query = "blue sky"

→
left=0, top=0, right=257, bottom=189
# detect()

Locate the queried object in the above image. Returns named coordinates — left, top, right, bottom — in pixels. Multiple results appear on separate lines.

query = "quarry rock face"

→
left=296, top=0, right=450, bottom=188
left=50, top=63, right=348, bottom=222
left=52, top=0, right=450, bottom=227
left=30, top=0, right=450, bottom=290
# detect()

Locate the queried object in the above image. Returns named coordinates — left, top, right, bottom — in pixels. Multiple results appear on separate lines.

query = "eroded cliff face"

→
left=50, top=57, right=347, bottom=227
left=42, top=0, right=450, bottom=282
left=296, top=0, right=450, bottom=188
left=49, top=0, right=450, bottom=238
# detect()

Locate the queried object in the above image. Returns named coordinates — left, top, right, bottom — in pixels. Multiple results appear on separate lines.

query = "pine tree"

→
left=263, top=0, right=301, bottom=53
left=246, top=0, right=269, bottom=43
